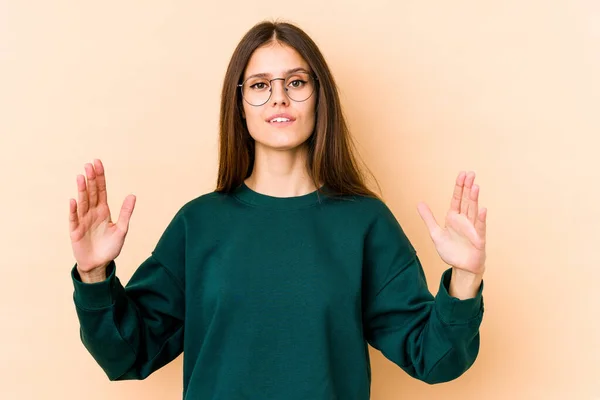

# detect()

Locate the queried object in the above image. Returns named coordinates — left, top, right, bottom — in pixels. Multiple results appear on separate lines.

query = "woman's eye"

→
left=250, top=82, right=268, bottom=90
left=289, top=80, right=306, bottom=88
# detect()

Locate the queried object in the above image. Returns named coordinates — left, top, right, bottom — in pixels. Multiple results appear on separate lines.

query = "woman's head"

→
left=216, top=20, right=380, bottom=199
left=240, top=41, right=318, bottom=155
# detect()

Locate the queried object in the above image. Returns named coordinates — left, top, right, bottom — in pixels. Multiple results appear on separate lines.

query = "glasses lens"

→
left=241, top=73, right=316, bottom=106
left=285, top=73, right=315, bottom=102
left=241, top=78, right=271, bottom=106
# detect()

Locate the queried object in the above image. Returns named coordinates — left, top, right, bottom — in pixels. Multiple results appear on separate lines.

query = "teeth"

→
left=270, top=117, right=290, bottom=123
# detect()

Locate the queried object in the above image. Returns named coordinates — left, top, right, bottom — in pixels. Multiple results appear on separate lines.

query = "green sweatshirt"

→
left=71, top=182, right=484, bottom=399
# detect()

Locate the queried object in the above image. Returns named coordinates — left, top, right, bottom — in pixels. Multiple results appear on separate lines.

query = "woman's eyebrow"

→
left=245, top=67, right=310, bottom=80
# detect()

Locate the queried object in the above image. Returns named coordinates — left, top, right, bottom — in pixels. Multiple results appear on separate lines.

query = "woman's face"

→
left=241, top=42, right=317, bottom=152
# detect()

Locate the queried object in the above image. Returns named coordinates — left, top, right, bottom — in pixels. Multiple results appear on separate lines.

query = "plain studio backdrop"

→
left=1, top=1, right=598, bottom=399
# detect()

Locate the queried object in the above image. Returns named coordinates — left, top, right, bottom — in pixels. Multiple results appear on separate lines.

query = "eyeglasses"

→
left=238, top=72, right=318, bottom=107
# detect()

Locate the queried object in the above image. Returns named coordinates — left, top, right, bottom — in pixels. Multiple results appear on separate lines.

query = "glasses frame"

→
left=237, top=74, right=319, bottom=107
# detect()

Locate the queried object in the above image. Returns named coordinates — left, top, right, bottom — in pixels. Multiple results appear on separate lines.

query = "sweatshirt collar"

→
left=233, top=181, right=330, bottom=209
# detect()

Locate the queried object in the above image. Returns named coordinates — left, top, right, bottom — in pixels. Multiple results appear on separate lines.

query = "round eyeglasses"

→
left=238, top=72, right=318, bottom=107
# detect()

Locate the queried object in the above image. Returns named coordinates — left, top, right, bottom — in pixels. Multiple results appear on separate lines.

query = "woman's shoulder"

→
left=177, top=190, right=230, bottom=214
left=325, top=189, right=389, bottom=212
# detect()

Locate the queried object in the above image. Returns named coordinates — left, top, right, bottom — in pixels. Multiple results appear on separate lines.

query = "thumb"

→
left=417, top=201, right=441, bottom=237
left=116, top=194, right=136, bottom=233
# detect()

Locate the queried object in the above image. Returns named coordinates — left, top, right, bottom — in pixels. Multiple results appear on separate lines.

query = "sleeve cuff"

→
left=71, top=260, right=119, bottom=309
left=434, top=267, right=484, bottom=325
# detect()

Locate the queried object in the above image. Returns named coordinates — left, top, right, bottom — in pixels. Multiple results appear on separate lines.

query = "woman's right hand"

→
left=69, top=159, right=136, bottom=283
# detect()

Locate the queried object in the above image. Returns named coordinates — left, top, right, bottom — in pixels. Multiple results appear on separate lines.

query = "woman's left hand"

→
left=417, top=171, right=487, bottom=278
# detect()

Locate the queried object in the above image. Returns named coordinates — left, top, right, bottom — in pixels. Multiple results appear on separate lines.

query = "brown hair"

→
left=216, top=20, right=381, bottom=200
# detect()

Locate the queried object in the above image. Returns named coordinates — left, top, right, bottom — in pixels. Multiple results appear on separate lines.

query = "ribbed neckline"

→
left=233, top=182, right=330, bottom=209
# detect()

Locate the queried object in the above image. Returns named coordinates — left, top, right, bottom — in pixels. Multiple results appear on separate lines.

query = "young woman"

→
left=69, top=20, right=487, bottom=399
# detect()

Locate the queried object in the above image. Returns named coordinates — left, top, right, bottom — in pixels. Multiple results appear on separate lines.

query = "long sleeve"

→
left=362, top=203, right=484, bottom=384
left=71, top=208, right=187, bottom=381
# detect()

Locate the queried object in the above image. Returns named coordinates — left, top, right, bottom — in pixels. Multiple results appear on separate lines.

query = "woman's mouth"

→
left=268, top=117, right=295, bottom=127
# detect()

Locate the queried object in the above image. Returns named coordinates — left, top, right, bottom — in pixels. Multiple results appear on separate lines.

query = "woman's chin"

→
left=254, top=136, right=310, bottom=152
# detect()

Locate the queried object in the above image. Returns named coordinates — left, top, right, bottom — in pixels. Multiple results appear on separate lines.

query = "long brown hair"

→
left=216, top=20, right=381, bottom=200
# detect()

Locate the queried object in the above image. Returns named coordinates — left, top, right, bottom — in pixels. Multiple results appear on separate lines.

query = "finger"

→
left=94, top=159, right=108, bottom=206
left=85, top=163, right=98, bottom=208
left=467, top=184, right=479, bottom=224
left=417, top=201, right=442, bottom=237
left=450, top=171, right=466, bottom=213
left=69, top=198, right=79, bottom=232
left=76, top=174, right=89, bottom=215
left=116, top=194, right=136, bottom=233
left=475, top=207, right=487, bottom=240
left=460, top=171, right=475, bottom=215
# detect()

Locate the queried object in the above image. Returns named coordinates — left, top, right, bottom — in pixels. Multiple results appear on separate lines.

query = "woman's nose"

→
left=269, top=79, right=289, bottom=106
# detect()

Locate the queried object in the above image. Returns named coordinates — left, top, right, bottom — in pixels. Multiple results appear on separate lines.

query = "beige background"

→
left=1, top=0, right=598, bottom=399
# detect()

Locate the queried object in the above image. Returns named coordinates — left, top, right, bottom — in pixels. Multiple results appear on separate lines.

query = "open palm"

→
left=69, top=159, right=136, bottom=273
left=417, top=171, right=487, bottom=276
